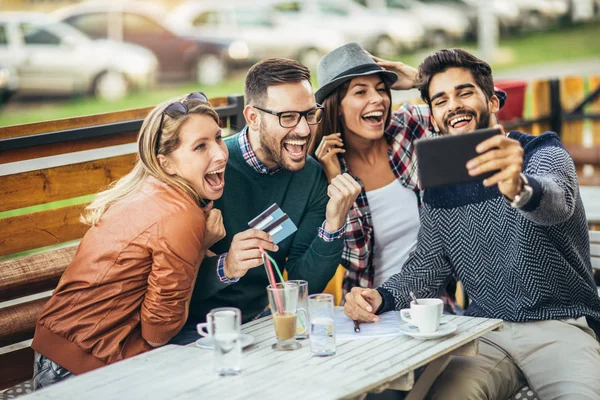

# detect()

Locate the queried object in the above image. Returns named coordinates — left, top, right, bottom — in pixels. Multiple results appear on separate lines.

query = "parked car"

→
left=0, top=12, right=157, bottom=101
left=356, top=0, right=470, bottom=46
left=0, top=64, right=19, bottom=106
left=418, top=0, right=521, bottom=38
left=53, top=1, right=247, bottom=85
left=166, top=1, right=344, bottom=70
left=269, top=0, right=426, bottom=57
left=513, top=0, right=569, bottom=30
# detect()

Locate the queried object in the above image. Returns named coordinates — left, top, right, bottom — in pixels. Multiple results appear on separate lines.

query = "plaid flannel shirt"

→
left=341, top=104, right=436, bottom=294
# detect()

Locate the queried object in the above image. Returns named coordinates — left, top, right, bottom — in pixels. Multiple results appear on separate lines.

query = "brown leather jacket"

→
left=32, top=176, right=206, bottom=375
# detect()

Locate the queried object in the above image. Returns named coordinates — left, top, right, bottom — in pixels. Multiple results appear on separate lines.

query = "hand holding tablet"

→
left=415, top=127, right=502, bottom=189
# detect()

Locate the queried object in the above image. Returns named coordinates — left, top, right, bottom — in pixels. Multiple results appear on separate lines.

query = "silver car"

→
left=0, top=12, right=158, bottom=100
left=357, top=0, right=471, bottom=47
left=269, top=0, right=427, bottom=57
left=0, top=64, right=19, bottom=105
left=514, top=0, right=570, bottom=30
left=167, top=1, right=345, bottom=70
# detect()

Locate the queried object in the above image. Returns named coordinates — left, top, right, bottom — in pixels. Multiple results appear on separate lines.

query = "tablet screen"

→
left=415, top=128, right=501, bottom=190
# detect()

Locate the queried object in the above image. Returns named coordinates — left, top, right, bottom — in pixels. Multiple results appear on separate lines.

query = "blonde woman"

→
left=31, top=92, right=228, bottom=389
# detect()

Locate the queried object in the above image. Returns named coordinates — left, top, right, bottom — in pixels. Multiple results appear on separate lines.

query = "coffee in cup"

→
left=273, top=312, right=296, bottom=340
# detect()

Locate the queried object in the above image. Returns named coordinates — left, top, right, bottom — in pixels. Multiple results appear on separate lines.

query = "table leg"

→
left=404, top=355, right=452, bottom=400
left=388, top=371, right=415, bottom=391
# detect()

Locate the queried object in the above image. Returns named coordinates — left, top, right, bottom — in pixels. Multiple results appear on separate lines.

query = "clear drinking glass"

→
left=308, top=293, right=336, bottom=356
left=196, top=307, right=242, bottom=376
left=267, top=282, right=301, bottom=351
left=287, top=280, right=309, bottom=339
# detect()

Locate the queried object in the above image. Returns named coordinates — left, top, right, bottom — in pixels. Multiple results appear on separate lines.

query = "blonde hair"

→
left=81, top=95, right=220, bottom=225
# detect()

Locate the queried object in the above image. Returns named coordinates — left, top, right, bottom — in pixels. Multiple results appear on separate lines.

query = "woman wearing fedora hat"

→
left=313, top=42, right=505, bottom=301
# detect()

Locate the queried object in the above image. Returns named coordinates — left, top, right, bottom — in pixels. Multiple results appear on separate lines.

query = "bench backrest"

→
left=0, top=95, right=244, bottom=389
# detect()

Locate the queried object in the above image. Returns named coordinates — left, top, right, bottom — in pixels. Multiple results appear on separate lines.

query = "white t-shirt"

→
left=366, top=179, right=420, bottom=287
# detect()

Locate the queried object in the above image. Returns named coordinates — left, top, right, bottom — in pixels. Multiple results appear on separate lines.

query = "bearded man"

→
left=344, top=48, right=600, bottom=399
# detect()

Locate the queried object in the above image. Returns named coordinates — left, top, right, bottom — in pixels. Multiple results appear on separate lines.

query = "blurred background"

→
left=0, top=0, right=598, bottom=127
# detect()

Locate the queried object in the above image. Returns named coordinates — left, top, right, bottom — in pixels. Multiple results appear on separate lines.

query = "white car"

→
left=514, top=0, right=570, bottom=30
left=269, top=0, right=427, bottom=57
left=167, top=2, right=345, bottom=70
left=0, top=12, right=158, bottom=100
left=419, top=0, right=521, bottom=38
left=0, top=64, right=19, bottom=106
left=358, top=0, right=470, bottom=46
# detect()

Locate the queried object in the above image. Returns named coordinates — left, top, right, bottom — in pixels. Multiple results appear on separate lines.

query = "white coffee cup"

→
left=400, top=298, right=443, bottom=333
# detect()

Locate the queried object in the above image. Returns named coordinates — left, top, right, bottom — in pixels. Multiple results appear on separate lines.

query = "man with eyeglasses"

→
left=170, top=58, right=360, bottom=343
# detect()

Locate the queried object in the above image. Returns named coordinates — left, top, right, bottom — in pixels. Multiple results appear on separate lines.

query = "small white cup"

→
left=400, top=298, right=443, bottom=333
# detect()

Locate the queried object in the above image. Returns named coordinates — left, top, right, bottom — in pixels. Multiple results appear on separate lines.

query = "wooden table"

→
left=22, top=313, right=502, bottom=400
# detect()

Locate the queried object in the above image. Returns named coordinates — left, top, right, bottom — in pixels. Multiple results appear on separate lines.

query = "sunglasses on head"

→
left=156, top=92, right=209, bottom=154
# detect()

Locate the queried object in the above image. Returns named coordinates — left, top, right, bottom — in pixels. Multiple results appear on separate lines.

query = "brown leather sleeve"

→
left=141, top=207, right=206, bottom=344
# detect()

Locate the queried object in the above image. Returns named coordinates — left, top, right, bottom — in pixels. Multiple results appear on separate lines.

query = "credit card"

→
left=248, top=203, right=297, bottom=245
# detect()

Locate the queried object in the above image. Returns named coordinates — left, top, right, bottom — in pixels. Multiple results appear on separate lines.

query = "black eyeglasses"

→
left=253, top=104, right=324, bottom=128
left=156, top=92, right=209, bottom=154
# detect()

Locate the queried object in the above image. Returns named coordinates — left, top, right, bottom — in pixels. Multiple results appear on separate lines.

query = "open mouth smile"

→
left=283, top=139, right=307, bottom=159
left=447, top=111, right=476, bottom=131
left=362, top=110, right=384, bottom=126
left=204, top=167, right=225, bottom=191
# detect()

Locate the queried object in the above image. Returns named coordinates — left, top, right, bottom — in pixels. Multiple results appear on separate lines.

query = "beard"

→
left=437, top=106, right=492, bottom=135
left=258, top=118, right=306, bottom=172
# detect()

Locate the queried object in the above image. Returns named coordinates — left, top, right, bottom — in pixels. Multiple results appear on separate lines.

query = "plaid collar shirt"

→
left=341, top=104, right=436, bottom=294
left=238, top=127, right=282, bottom=175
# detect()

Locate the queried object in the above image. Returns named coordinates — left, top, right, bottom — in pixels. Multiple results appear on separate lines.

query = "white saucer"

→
left=195, top=333, right=255, bottom=349
left=399, top=321, right=457, bottom=340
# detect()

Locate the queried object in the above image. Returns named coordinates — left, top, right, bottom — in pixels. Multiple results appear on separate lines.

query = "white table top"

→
left=23, top=313, right=502, bottom=400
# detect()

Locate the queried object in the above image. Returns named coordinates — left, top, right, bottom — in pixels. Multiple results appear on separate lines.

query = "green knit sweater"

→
left=188, top=131, right=343, bottom=323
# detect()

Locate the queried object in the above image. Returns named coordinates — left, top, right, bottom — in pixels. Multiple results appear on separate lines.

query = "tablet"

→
left=415, top=128, right=501, bottom=190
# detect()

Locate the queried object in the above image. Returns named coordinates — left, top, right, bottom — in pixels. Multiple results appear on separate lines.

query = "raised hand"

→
left=466, top=124, right=524, bottom=200
left=315, top=133, right=345, bottom=183
left=369, top=53, right=418, bottom=91
left=324, top=173, right=362, bottom=233
left=203, top=208, right=226, bottom=251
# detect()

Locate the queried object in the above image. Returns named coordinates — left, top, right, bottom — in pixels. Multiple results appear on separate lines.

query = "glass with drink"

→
left=267, top=282, right=301, bottom=351
left=196, top=307, right=242, bottom=376
left=308, top=293, right=336, bottom=356
left=287, top=279, right=309, bottom=339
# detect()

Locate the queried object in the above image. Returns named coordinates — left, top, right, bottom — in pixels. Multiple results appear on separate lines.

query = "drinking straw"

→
left=261, top=248, right=283, bottom=314
left=260, top=251, right=303, bottom=330
left=264, top=252, right=285, bottom=284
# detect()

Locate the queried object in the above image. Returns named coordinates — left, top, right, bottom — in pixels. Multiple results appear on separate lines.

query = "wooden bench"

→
left=0, top=95, right=245, bottom=390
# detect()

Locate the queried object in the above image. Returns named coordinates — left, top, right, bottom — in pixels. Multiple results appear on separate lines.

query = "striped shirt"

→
left=376, top=131, right=600, bottom=339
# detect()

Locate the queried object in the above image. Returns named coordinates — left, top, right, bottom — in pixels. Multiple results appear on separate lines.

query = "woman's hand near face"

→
left=203, top=208, right=226, bottom=251
left=369, top=54, right=417, bottom=91
left=315, top=133, right=345, bottom=183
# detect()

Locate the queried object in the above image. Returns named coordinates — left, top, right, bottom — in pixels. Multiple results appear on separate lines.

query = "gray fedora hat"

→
left=315, top=42, right=398, bottom=104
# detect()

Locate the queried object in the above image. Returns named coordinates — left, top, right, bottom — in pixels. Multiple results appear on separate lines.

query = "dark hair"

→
left=245, top=58, right=311, bottom=107
left=311, top=75, right=392, bottom=156
left=416, top=48, right=495, bottom=106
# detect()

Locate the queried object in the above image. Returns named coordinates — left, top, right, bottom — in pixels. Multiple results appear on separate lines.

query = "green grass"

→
left=396, top=21, right=600, bottom=70
left=0, top=76, right=246, bottom=127
left=1, top=22, right=599, bottom=127
left=0, top=195, right=95, bottom=219
left=495, top=22, right=600, bottom=68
